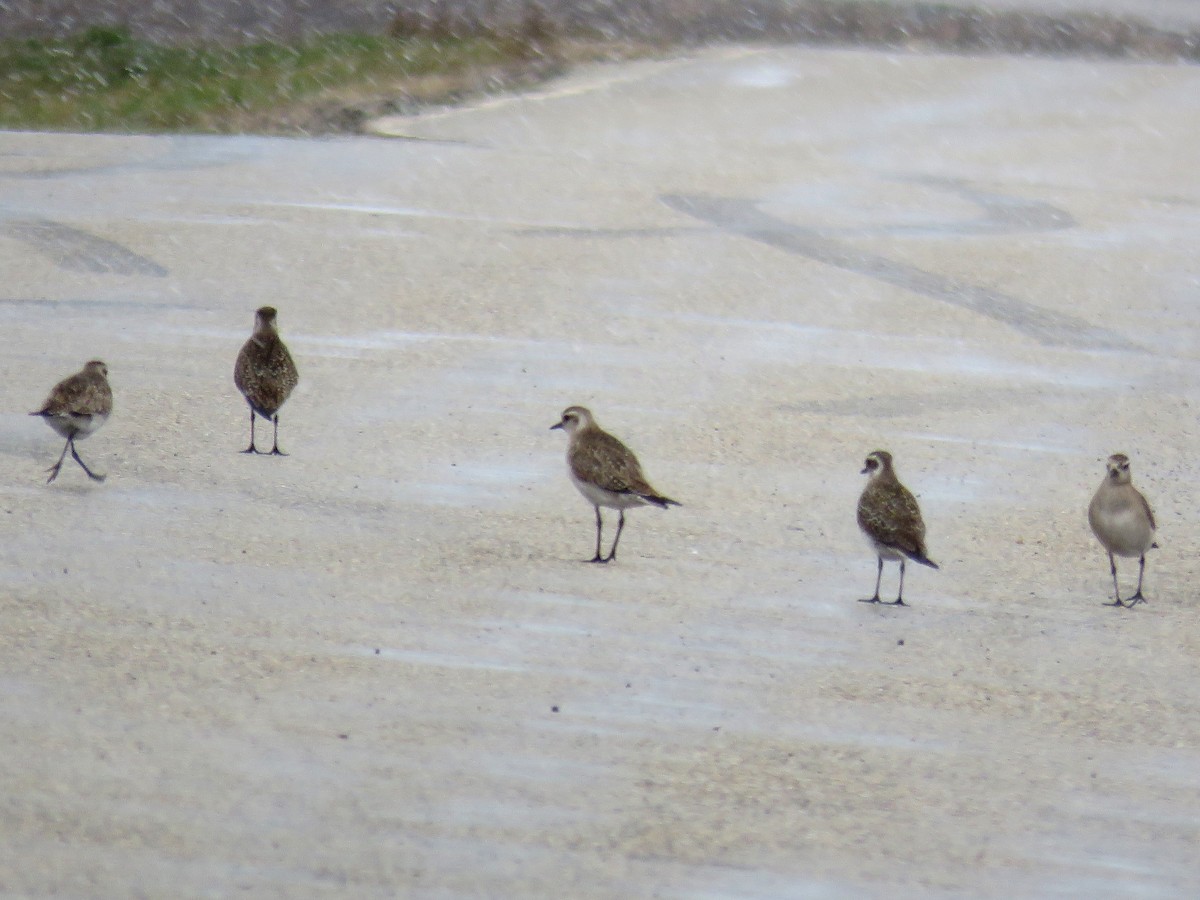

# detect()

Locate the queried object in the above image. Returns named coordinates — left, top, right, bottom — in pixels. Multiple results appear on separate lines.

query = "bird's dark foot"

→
left=1125, top=592, right=1147, bottom=607
left=857, top=596, right=881, bottom=604
left=240, top=445, right=261, bottom=454
left=585, top=554, right=608, bottom=564
left=45, top=464, right=62, bottom=484
left=1103, top=598, right=1128, bottom=608
left=884, top=598, right=908, bottom=606
left=269, top=447, right=289, bottom=456
left=85, top=471, right=106, bottom=483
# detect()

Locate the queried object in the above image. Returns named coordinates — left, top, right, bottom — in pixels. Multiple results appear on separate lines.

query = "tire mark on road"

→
left=660, top=192, right=1132, bottom=351
left=2, top=219, right=167, bottom=276
left=850, top=175, right=1077, bottom=238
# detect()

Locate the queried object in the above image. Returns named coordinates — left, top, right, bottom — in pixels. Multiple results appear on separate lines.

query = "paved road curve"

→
left=2, top=46, right=1199, bottom=896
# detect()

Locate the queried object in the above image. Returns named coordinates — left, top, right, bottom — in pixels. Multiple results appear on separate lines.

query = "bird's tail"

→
left=907, top=551, right=939, bottom=570
left=642, top=493, right=681, bottom=509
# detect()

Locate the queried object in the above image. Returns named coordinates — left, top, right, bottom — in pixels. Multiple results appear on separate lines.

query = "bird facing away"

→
left=550, top=406, right=680, bottom=563
left=234, top=306, right=298, bottom=455
left=1088, top=453, right=1157, bottom=608
left=856, top=450, right=939, bottom=606
left=30, top=359, right=112, bottom=484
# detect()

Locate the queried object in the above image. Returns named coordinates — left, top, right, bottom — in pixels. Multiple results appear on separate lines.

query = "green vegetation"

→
left=0, top=26, right=561, bottom=134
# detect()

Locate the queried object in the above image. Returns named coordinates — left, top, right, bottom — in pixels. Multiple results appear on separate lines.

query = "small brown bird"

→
left=234, top=306, right=298, bottom=455
left=1088, top=453, right=1157, bottom=608
left=856, top=450, right=938, bottom=606
left=30, top=359, right=112, bottom=484
left=550, top=406, right=680, bottom=563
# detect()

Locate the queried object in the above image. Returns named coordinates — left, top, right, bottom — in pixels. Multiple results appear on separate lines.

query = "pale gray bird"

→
left=30, top=360, right=112, bottom=484
left=857, top=450, right=939, bottom=606
left=1088, top=453, right=1157, bottom=607
left=234, top=306, right=299, bottom=455
left=550, top=406, right=680, bottom=563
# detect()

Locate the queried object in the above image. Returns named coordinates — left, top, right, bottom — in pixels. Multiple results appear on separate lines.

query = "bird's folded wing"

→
left=37, top=374, right=107, bottom=416
left=570, top=432, right=651, bottom=495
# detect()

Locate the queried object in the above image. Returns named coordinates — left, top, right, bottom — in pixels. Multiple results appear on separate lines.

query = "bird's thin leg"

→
left=241, top=408, right=259, bottom=454
left=886, top=559, right=908, bottom=606
left=1103, top=552, right=1126, bottom=607
left=69, top=437, right=105, bottom=482
left=858, top=557, right=883, bottom=604
left=269, top=414, right=287, bottom=456
left=586, top=506, right=605, bottom=563
left=1127, top=555, right=1148, bottom=606
left=45, top=437, right=71, bottom=483
left=604, top=509, right=626, bottom=562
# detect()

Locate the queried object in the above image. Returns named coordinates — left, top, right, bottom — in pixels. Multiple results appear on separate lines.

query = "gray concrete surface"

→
left=2, top=46, right=1200, bottom=896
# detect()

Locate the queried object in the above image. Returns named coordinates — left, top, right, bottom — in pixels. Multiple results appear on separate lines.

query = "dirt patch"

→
left=230, top=56, right=569, bottom=135
left=229, top=39, right=655, bottom=135
left=5, top=1, right=1200, bottom=59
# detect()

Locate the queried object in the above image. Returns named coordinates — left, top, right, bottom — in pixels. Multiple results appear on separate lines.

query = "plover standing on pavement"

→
left=1088, top=453, right=1157, bottom=607
left=550, top=406, right=680, bottom=563
left=30, top=360, right=112, bottom=484
left=857, top=450, right=939, bottom=606
left=234, top=306, right=298, bottom=455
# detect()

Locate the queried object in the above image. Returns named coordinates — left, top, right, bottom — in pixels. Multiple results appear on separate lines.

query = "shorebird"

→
left=30, top=360, right=112, bottom=484
left=550, top=406, right=680, bottom=563
left=234, top=306, right=298, bottom=455
left=1088, top=453, right=1157, bottom=607
left=857, top=450, right=938, bottom=606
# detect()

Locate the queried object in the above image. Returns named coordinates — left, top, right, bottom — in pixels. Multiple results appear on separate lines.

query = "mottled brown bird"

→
left=30, top=359, right=112, bottom=484
left=550, top=405, right=680, bottom=563
left=1088, top=453, right=1157, bottom=608
left=856, top=449, right=938, bottom=606
left=234, top=306, right=298, bottom=455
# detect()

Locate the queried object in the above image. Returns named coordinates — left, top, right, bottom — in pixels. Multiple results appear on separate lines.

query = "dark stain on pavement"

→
left=2, top=219, right=168, bottom=277
left=660, top=192, right=1132, bottom=351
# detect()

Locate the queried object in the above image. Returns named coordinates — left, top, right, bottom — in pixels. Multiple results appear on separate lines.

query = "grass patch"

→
left=0, top=25, right=572, bottom=134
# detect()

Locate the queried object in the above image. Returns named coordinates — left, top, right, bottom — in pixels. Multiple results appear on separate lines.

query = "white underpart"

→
left=568, top=469, right=649, bottom=511
left=43, top=411, right=108, bottom=440
left=867, top=537, right=906, bottom=562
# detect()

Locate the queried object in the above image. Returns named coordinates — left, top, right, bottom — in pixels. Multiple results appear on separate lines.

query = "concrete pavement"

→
left=2, top=45, right=1199, bottom=896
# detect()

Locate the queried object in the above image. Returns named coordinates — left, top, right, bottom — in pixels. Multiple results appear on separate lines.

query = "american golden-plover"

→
left=234, top=306, right=298, bottom=455
left=1088, top=453, right=1157, bottom=608
left=30, top=360, right=112, bottom=484
left=550, top=405, right=679, bottom=563
left=857, top=450, right=938, bottom=606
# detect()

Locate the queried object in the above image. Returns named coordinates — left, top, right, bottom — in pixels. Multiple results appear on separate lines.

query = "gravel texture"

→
left=1, top=43, right=1199, bottom=897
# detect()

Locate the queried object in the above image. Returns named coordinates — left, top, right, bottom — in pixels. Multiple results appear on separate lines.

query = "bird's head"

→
left=551, top=405, right=594, bottom=435
left=1105, top=453, right=1132, bottom=485
left=861, top=449, right=893, bottom=479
